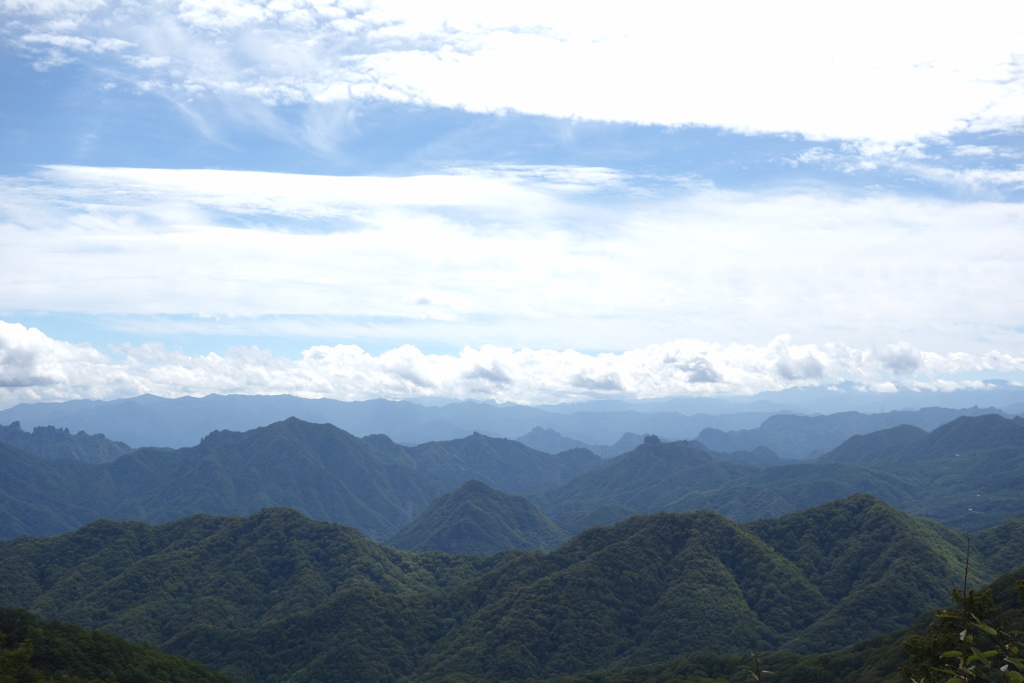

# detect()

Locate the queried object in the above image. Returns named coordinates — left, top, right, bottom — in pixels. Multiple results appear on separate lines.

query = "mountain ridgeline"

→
left=528, top=414, right=1024, bottom=534
left=1, top=497, right=1022, bottom=682
left=3, top=412, right=1024, bottom=546
left=0, top=392, right=1012, bottom=451
left=0, top=420, right=132, bottom=463
left=0, top=418, right=601, bottom=541
left=388, top=479, right=569, bottom=554
left=2, top=401, right=1024, bottom=682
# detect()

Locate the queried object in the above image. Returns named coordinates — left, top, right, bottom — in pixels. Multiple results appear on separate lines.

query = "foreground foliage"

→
left=0, top=608, right=233, bottom=683
left=903, top=579, right=1024, bottom=682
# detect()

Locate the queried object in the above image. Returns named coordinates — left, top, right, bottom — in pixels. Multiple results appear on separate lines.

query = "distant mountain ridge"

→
left=0, top=420, right=132, bottom=463
left=4, top=412, right=1024, bottom=544
left=695, top=406, right=1009, bottom=459
left=515, top=426, right=646, bottom=458
left=0, top=393, right=777, bottom=448
left=4, top=390, right=1017, bottom=451
left=818, top=413, right=1024, bottom=463
left=531, top=414, right=1024, bottom=533
left=0, top=417, right=602, bottom=541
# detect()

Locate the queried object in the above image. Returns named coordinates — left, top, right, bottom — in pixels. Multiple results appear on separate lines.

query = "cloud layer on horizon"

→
left=1, top=321, right=1021, bottom=409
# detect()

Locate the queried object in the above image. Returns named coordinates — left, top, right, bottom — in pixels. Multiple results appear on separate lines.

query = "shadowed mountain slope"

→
left=816, top=423, right=929, bottom=463
left=696, top=407, right=1008, bottom=460
left=535, top=414, right=1024, bottom=535
left=406, top=431, right=600, bottom=494
left=530, top=436, right=759, bottom=531
left=0, top=607, right=236, bottom=683
left=0, top=421, right=132, bottom=463
left=388, top=479, right=569, bottom=555
left=0, top=418, right=603, bottom=541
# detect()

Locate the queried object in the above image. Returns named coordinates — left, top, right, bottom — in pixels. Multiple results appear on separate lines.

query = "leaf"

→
left=975, top=622, right=998, bottom=636
left=969, top=646, right=992, bottom=666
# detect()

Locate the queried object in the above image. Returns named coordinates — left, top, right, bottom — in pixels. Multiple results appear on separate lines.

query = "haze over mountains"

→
left=2, top=406, right=1023, bottom=547
left=2, top=383, right=1021, bottom=449
left=2, top=391, right=1024, bottom=682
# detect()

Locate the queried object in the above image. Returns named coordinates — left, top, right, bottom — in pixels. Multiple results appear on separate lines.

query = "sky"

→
left=1, top=0, right=1023, bottom=408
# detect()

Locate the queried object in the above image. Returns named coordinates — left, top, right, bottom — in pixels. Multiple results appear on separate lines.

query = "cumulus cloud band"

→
left=1, top=321, right=1021, bottom=409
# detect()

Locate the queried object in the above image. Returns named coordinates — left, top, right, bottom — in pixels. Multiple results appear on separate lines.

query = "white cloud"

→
left=2, top=322, right=1022, bottom=409
left=953, top=145, right=997, bottom=158
left=4, top=0, right=1023, bottom=144
left=902, top=165, right=1024, bottom=193
left=2, top=165, right=1022, bottom=355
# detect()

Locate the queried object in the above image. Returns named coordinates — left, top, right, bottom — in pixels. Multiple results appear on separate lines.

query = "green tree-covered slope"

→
left=534, top=414, right=1024, bottom=534
left=0, top=607, right=235, bottom=683
left=388, top=479, right=569, bottom=554
left=0, top=418, right=602, bottom=541
left=530, top=436, right=759, bottom=532
left=2, top=497, right=1021, bottom=682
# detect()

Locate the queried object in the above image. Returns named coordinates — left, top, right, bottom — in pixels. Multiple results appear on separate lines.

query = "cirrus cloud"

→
left=3, top=0, right=1023, bottom=145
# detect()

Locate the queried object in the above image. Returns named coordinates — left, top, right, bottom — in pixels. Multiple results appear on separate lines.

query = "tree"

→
left=902, top=542, right=1024, bottom=683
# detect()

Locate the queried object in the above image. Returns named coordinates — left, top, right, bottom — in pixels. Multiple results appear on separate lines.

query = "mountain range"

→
left=3, top=411, right=1024, bottom=548
left=3, top=394, right=1024, bottom=681
left=1, top=391, right=1017, bottom=450
left=2, top=496, right=1022, bottom=682
left=0, top=418, right=601, bottom=541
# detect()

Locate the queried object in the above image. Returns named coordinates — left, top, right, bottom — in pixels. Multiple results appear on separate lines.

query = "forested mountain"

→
left=533, top=414, right=1024, bottom=533
left=529, top=436, right=760, bottom=532
left=0, top=607, right=234, bottom=682
left=819, top=412, right=1024, bottom=463
left=0, top=418, right=602, bottom=541
left=815, top=423, right=928, bottom=463
left=1, top=498, right=1021, bottom=682
left=404, top=431, right=600, bottom=494
left=388, top=479, right=569, bottom=554
left=695, top=406, right=1009, bottom=459
left=5, top=412, right=1024, bottom=545
left=0, top=421, right=132, bottom=463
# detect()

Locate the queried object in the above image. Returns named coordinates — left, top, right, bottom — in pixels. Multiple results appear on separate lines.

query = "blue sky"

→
left=1, top=0, right=1023, bottom=408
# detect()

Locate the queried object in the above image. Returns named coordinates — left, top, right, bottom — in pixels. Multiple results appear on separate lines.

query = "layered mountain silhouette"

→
left=531, top=414, right=1024, bottom=532
left=819, top=412, right=1024, bottom=463
left=515, top=426, right=646, bottom=457
left=0, top=393, right=777, bottom=448
left=0, top=418, right=602, bottom=541
left=696, top=406, right=1010, bottom=459
left=388, top=479, right=568, bottom=554
left=4, top=412, right=1024, bottom=545
left=0, top=420, right=131, bottom=463
left=3, top=392, right=1012, bottom=451
left=2, top=496, right=1021, bottom=682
